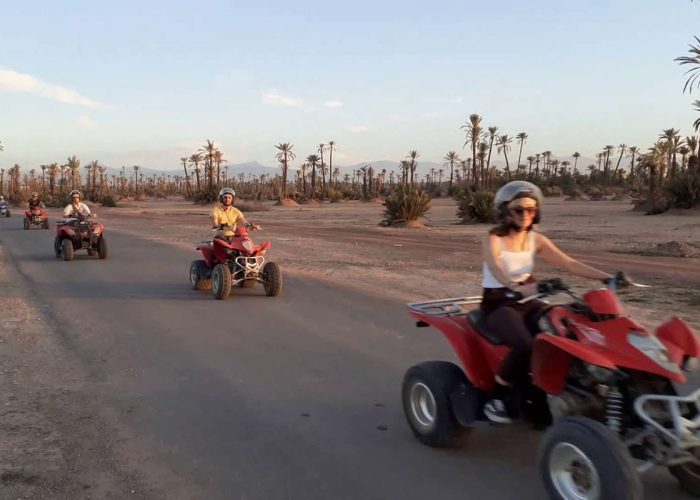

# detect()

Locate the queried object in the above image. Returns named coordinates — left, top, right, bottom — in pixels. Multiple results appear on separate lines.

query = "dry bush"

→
left=665, top=170, right=700, bottom=209
left=235, top=201, right=270, bottom=212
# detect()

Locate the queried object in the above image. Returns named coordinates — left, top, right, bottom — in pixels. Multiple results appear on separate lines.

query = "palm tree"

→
left=180, top=157, right=190, bottom=194
left=679, top=145, right=691, bottom=169
left=275, top=143, right=295, bottom=201
left=443, top=151, right=460, bottom=189
left=515, top=132, right=528, bottom=174
left=675, top=36, right=700, bottom=93
left=686, top=135, right=698, bottom=157
left=461, top=114, right=483, bottom=186
left=66, top=155, right=80, bottom=190
left=407, top=150, right=420, bottom=185
left=659, top=128, right=680, bottom=179
left=627, top=146, right=639, bottom=180
left=188, top=153, right=203, bottom=191
left=213, top=149, right=226, bottom=186
left=497, top=135, right=513, bottom=180
left=199, top=139, right=217, bottom=189
left=477, top=141, right=489, bottom=185
left=133, top=165, right=141, bottom=193
left=318, top=144, right=326, bottom=190
left=327, top=141, right=336, bottom=188
left=602, top=145, right=615, bottom=181
left=306, top=154, right=321, bottom=194
left=526, top=156, right=535, bottom=178
left=0, top=140, right=3, bottom=152
left=485, top=126, right=499, bottom=178
left=612, top=144, right=627, bottom=182
left=572, top=152, right=581, bottom=176
left=534, top=153, right=541, bottom=181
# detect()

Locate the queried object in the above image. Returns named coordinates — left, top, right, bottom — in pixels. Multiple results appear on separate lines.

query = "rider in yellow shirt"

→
left=211, top=187, right=256, bottom=238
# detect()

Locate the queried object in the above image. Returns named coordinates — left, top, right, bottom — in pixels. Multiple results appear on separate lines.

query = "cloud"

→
left=0, top=67, right=105, bottom=108
left=261, top=90, right=303, bottom=107
left=450, top=97, right=464, bottom=104
left=347, top=125, right=368, bottom=133
left=323, top=100, right=343, bottom=108
left=76, top=116, right=96, bottom=128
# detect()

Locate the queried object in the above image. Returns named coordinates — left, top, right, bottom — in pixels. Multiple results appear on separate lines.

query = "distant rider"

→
left=211, top=187, right=256, bottom=238
left=63, top=190, right=92, bottom=218
left=27, top=192, right=45, bottom=210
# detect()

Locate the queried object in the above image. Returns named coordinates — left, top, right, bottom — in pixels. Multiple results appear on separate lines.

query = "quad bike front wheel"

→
left=212, top=263, right=232, bottom=300
left=42, top=219, right=49, bottom=229
left=23, top=218, right=29, bottom=230
left=669, top=448, right=700, bottom=497
left=262, top=262, right=282, bottom=296
left=4, top=211, right=9, bottom=217
left=401, top=361, right=471, bottom=448
left=539, top=416, right=642, bottom=500
left=189, top=260, right=212, bottom=290
left=97, top=237, right=108, bottom=259
left=61, top=239, right=74, bottom=261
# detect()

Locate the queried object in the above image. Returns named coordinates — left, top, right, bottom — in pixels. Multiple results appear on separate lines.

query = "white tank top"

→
left=482, top=232, right=536, bottom=288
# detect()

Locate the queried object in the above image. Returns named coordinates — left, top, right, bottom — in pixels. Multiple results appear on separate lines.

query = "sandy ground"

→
left=0, top=195, right=698, bottom=498
left=94, top=195, right=700, bottom=328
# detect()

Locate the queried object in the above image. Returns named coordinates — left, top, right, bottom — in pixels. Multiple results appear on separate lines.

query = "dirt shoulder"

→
left=0, top=242, right=156, bottom=499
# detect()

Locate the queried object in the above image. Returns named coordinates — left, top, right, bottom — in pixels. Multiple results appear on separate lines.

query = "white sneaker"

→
left=484, top=399, right=512, bottom=424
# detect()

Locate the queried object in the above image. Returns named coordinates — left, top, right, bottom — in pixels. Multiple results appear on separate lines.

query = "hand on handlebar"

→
left=246, top=222, right=261, bottom=231
left=603, top=271, right=631, bottom=290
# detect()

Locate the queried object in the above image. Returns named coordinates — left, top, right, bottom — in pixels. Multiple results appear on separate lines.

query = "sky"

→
left=1, top=0, right=700, bottom=170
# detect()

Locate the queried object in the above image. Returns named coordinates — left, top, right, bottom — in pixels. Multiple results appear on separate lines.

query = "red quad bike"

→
left=24, top=206, right=50, bottom=230
left=54, top=214, right=107, bottom=261
left=189, top=224, right=282, bottom=300
left=403, top=274, right=700, bottom=500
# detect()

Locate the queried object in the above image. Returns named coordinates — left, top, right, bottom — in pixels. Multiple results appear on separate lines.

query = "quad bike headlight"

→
left=241, top=239, right=254, bottom=252
left=584, top=363, right=615, bottom=382
left=628, top=333, right=680, bottom=373
left=682, top=356, right=700, bottom=372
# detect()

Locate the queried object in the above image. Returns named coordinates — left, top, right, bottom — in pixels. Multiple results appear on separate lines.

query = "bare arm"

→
left=536, top=233, right=611, bottom=280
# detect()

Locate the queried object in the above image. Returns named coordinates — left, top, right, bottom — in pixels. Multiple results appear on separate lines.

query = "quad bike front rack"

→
left=407, top=296, right=482, bottom=317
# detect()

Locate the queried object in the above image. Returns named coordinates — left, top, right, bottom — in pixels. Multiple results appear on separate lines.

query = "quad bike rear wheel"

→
left=189, top=260, right=212, bottom=290
left=262, top=262, right=282, bottom=296
left=61, top=239, right=74, bottom=261
left=212, top=263, right=232, bottom=300
left=97, top=237, right=108, bottom=259
left=669, top=448, right=700, bottom=497
left=401, top=361, right=471, bottom=448
left=4, top=211, right=9, bottom=217
left=54, top=237, right=62, bottom=258
left=42, top=219, right=49, bottom=229
left=539, top=416, right=642, bottom=500
left=23, top=218, right=29, bottom=230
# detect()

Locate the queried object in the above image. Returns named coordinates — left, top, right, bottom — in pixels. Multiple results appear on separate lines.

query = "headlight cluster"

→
left=241, top=240, right=254, bottom=252
left=627, top=333, right=680, bottom=373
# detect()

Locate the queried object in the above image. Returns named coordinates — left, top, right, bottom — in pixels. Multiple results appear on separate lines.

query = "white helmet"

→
left=493, top=181, right=543, bottom=223
left=218, top=187, right=235, bottom=203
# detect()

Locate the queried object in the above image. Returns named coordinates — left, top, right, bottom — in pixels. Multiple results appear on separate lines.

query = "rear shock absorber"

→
left=606, top=389, right=624, bottom=434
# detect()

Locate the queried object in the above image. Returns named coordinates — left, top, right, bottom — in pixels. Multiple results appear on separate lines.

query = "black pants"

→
left=481, top=288, right=546, bottom=386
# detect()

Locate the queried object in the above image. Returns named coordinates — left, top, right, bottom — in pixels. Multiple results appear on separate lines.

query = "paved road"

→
left=0, top=221, right=690, bottom=499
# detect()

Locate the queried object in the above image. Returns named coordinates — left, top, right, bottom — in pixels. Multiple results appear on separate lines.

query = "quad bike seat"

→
left=466, top=309, right=504, bottom=345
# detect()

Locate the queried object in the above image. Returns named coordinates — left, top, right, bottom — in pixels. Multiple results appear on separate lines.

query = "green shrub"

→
left=665, top=170, right=700, bottom=209
left=382, top=186, right=431, bottom=225
left=456, top=190, right=496, bottom=223
left=542, top=185, right=563, bottom=197
left=101, top=195, right=118, bottom=207
left=192, top=187, right=219, bottom=204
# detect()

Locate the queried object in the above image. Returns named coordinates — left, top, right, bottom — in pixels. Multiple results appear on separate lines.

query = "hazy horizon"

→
left=2, top=0, right=699, bottom=170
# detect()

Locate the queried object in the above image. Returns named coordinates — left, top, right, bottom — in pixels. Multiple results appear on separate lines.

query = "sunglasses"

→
left=510, top=207, right=537, bottom=216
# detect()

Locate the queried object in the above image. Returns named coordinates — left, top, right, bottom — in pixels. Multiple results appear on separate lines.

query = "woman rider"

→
left=481, top=181, right=612, bottom=424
